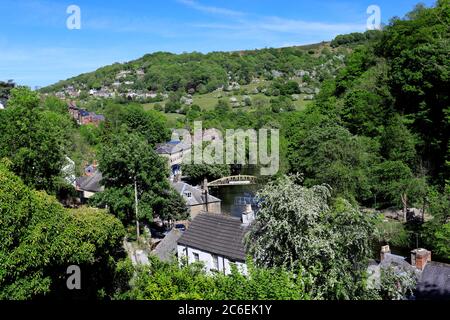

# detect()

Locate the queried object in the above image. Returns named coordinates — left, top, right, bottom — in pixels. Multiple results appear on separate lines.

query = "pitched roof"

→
left=155, top=141, right=190, bottom=155
left=153, top=229, right=182, bottom=262
left=177, top=213, right=249, bottom=261
left=416, top=262, right=450, bottom=300
left=172, top=182, right=221, bottom=206
left=381, top=253, right=414, bottom=269
left=76, top=171, right=103, bottom=193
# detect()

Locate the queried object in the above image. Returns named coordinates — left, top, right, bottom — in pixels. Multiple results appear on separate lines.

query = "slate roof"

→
left=76, top=171, right=103, bottom=193
left=153, top=229, right=182, bottom=262
left=177, top=213, right=249, bottom=261
left=416, top=262, right=450, bottom=300
left=155, top=141, right=190, bottom=155
left=172, top=182, right=221, bottom=206
left=381, top=253, right=414, bottom=270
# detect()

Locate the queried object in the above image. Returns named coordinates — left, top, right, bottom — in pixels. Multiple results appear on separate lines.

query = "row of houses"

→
left=68, top=102, right=105, bottom=126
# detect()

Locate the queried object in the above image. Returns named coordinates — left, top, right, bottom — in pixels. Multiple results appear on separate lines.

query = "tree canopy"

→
left=0, top=87, right=73, bottom=193
left=91, top=131, right=188, bottom=226
left=0, top=160, right=127, bottom=299
left=246, top=175, right=377, bottom=299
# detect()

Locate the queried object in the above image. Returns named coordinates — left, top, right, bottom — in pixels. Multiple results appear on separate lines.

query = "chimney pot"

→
left=380, top=245, right=391, bottom=262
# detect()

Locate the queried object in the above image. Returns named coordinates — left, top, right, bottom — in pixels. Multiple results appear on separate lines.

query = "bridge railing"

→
left=208, top=175, right=257, bottom=186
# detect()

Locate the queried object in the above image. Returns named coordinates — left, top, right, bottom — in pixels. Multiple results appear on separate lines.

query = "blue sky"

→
left=0, top=0, right=436, bottom=88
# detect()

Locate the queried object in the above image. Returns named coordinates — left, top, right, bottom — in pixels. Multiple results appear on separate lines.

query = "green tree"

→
left=214, top=99, right=231, bottom=116
left=91, top=131, right=187, bottom=227
left=381, top=116, right=417, bottom=166
left=182, top=163, right=230, bottom=185
left=371, top=161, right=428, bottom=213
left=125, top=256, right=312, bottom=300
left=42, top=95, right=68, bottom=115
left=0, top=160, right=127, bottom=299
left=432, top=223, right=450, bottom=260
left=423, top=187, right=450, bottom=261
left=290, top=123, right=377, bottom=203
left=379, top=266, right=418, bottom=300
left=0, top=87, right=72, bottom=193
left=246, top=175, right=377, bottom=299
left=102, top=103, right=170, bottom=146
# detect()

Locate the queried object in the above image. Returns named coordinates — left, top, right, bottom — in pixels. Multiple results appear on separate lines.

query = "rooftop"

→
left=178, top=213, right=249, bottom=262
left=416, top=261, right=450, bottom=300
left=172, top=182, right=221, bottom=206
left=155, top=140, right=190, bottom=155
left=153, top=229, right=182, bottom=262
left=76, top=170, right=103, bottom=193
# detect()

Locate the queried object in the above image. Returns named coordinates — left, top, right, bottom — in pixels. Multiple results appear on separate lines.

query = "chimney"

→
left=411, top=249, right=431, bottom=271
left=242, top=204, right=255, bottom=225
left=380, top=245, right=391, bottom=262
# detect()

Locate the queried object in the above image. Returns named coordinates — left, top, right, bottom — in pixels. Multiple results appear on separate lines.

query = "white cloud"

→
left=192, top=16, right=364, bottom=35
left=181, top=1, right=365, bottom=43
left=177, top=0, right=245, bottom=17
left=256, top=16, right=365, bottom=34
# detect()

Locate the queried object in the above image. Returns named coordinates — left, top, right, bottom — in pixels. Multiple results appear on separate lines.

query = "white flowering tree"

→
left=246, top=175, right=378, bottom=299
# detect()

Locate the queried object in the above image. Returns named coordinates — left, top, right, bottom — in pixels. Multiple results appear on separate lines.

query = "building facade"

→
left=155, top=140, right=191, bottom=181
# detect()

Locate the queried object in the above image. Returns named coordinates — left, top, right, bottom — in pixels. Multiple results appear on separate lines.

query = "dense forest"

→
left=41, top=42, right=344, bottom=95
left=1, top=1, right=449, bottom=300
left=283, top=0, right=449, bottom=259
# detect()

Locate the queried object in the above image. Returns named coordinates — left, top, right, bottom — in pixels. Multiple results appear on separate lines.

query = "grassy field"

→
left=143, top=90, right=311, bottom=114
left=143, top=80, right=311, bottom=124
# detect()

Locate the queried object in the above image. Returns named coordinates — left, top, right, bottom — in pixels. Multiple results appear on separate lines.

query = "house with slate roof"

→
left=76, top=166, right=104, bottom=203
left=155, top=140, right=191, bottom=180
left=177, top=205, right=255, bottom=275
left=367, top=245, right=450, bottom=300
left=171, top=181, right=221, bottom=219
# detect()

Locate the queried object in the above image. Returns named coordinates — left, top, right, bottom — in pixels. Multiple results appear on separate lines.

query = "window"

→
left=212, top=255, right=219, bottom=270
left=193, top=252, right=200, bottom=262
left=184, top=191, right=192, bottom=198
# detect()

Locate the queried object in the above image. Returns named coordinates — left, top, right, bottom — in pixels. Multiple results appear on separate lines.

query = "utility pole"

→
left=134, top=177, right=140, bottom=239
left=203, top=178, right=209, bottom=212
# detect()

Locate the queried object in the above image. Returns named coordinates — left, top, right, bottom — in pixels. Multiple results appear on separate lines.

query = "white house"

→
left=177, top=205, right=255, bottom=275
left=0, top=101, right=5, bottom=110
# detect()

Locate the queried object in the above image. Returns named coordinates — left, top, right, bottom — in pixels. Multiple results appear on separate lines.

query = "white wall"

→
left=177, top=245, right=247, bottom=275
